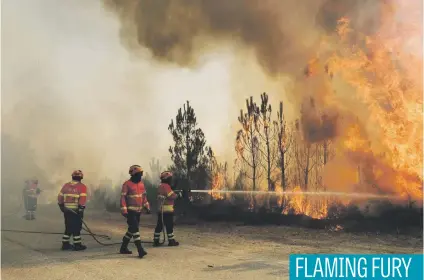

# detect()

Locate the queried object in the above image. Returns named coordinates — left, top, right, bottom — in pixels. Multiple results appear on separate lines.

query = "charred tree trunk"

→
left=304, top=145, right=310, bottom=190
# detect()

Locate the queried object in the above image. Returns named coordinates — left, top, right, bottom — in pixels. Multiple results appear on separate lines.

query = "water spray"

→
left=189, top=189, right=401, bottom=200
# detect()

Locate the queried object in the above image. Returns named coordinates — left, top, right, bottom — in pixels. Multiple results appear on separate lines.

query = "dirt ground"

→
left=1, top=204, right=422, bottom=280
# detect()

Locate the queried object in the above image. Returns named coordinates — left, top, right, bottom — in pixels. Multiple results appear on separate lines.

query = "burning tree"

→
left=207, top=147, right=228, bottom=200
left=168, top=101, right=210, bottom=189
left=258, top=92, right=278, bottom=192
left=274, top=101, right=294, bottom=192
left=236, top=96, right=262, bottom=209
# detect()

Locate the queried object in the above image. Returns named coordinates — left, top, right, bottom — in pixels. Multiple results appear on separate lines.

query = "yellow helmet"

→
left=129, top=165, right=143, bottom=176
left=72, top=170, right=84, bottom=179
left=160, top=171, right=173, bottom=181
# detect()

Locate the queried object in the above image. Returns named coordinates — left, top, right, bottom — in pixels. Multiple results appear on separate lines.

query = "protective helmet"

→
left=160, top=171, right=173, bottom=181
left=71, top=170, right=84, bottom=179
left=129, top=165, right=143, bottom=176
left=26, top=177, right=38, bottom=184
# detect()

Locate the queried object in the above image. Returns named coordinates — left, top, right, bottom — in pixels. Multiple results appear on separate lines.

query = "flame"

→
left=282, top=186, right=329, bottom=219
left=208, top=155, right=226, bottom=200
left=303, top=2, right=423, bottom=207
left=209, top=171, right=225, bottom=200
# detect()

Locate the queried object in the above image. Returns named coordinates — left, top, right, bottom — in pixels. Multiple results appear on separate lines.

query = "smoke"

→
left=2, top=0, right=421, bottom=208
left=102, top=0, right=422, bottom=201
left=102, top=0, right=385, bottom=74
left=1, top=0, right=253, bottom=202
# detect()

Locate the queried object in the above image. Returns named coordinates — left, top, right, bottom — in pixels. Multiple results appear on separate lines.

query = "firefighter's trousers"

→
left=62, top=211, right=83, bottom=245
left=23, top=196, right=37, bottom=220
left=123, top=210, right=142, bottom=242
left=154, top=212, right=175, bottom=241
left=24, top=196, right=37, bottom=211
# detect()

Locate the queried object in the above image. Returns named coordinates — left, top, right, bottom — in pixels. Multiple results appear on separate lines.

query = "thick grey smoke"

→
left=1, top=0, right=255, bottom=204
left=2, top=0, right=417, bottom=208
left=101, top=0, right=388, bottom=142
left=102, top=0, right=384, bottom=75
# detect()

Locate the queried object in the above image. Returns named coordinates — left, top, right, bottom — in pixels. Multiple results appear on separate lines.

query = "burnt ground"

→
left=1, top=204, right=423, bottom=280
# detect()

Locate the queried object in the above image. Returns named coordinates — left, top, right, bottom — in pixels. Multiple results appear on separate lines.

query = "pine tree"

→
left=168, top=101, right=210, bottom=188
left=236, top=96, right=262, bottom=209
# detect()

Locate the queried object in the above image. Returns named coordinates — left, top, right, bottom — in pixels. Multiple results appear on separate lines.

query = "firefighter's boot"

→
left=73, top=243, right=87, bottom=251
left=120, top=237, right=132, bottom=254
left=134, top=240, right=147, bottom=258
left=153, top=232, right=161, bottom=247
left=30, top=211, right=36, bottom=220
left=168, top=239, right=180, bottom=247
left=153, top=239, right=161, bottom=247
left=61, top=242, right=73, bottom=251
left=73, top=236, right=87, bottom=251
left=25, top=211, right=31, bottom=220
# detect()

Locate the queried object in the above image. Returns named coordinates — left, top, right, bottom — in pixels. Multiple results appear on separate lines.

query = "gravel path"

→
left=1, top=205, right=421, bottom=280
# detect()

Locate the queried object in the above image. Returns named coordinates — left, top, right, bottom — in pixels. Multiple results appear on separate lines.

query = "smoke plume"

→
left=2, top=0, right=422, bottom=208
left=103, top=0, right=423, bottom=201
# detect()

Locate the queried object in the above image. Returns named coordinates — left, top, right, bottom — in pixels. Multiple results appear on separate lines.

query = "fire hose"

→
left=1, top=199, right=168, bottom=246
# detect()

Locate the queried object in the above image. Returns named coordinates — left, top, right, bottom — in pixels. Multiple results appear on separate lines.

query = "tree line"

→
left=162, top=95, right=338, bottom=211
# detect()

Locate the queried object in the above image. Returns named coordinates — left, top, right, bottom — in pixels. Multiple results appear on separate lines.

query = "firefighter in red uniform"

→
left=119, top=165, right=150, bottom=258
left=153, top=171, right=182, bottom=247
left=23, top=178, right=41, bottom=220
left=57, top=170, right=88, bottom=251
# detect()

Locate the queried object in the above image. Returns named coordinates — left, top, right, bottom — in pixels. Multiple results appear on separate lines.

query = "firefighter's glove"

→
left=176, top=191, right=183, bottom=199
left=58, top=204, right=65, bottom=213
left=78, top=207, right=85, bottom=219
left=122, top=213, right=128, bottom=218
left=143, top=203, right=151, bottom=214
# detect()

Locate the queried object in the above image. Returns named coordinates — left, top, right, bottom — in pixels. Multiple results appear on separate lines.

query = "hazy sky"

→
left=1, top=0, right=290, bottom=192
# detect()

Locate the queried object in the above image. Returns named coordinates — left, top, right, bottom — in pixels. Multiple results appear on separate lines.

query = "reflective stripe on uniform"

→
left=80, top=193, right=87, bottom=197
left=124, top=232, right=132, bottom=240
left=128, top=206, right=143, bottom=211
left=58, top=192, right=64, bottom=196
left=153, top=232, right=160, bottom=240
left=64, top=203, right=78, bottom=209
left=161, top=205, right=174, bottom=212
left=132, top=232, right=141, bottom=241
left=167, top=233, right=175, bottom=240
left=64, top=194, right=80, bottom=198
left=167, top=191, right=174, bottom=197
left=128, top=194, right=143, bottom=198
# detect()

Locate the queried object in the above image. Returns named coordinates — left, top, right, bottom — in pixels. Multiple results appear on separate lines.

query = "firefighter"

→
left=57, top=170, right=88, bottom=251
left=119, top=165, right=150, bottom=258
left=153, top=171, right=182, bottom=247
left=23, top=178, right=41, bottom=220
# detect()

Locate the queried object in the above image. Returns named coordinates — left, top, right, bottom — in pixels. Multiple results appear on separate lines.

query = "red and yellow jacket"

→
left=157, top=183, right=178, bottom=213
left=23, top=182, right=40, bottom=198
left=120, top=180, right=150, bottom=214
left=58, top=181, right=87, bottom=210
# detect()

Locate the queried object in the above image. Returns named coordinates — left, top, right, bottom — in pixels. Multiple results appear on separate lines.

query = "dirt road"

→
left=1, top=205, right=422, bottom=280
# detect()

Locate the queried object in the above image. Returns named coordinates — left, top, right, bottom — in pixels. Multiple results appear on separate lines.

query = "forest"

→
left=92, top=95, right=423, bottom=235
